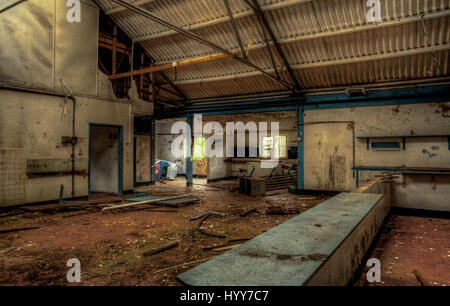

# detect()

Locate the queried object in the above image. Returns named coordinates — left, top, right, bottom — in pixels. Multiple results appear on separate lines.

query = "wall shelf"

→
left=352, top=166, right=450, bottom=188
left=357, top=135, right=450, bottom=151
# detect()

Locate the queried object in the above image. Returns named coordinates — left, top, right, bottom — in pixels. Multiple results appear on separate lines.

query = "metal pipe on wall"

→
left=0, top=82, right=78, bottom=199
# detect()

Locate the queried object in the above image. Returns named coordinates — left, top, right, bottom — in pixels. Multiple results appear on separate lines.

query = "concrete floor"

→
left=355, top=214, right=449, bottom=286
left=1, top=179, right=447, bottom=286
left=0, top=179, right=328, bottom=286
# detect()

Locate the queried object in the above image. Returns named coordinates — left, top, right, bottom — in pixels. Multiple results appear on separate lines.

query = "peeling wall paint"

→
left=0, top=1, right=152, bottom=206
left=305, top=102, right=450, bottom=211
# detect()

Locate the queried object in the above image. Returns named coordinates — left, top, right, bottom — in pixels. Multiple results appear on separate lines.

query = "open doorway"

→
left=89, top=124, right=123, bottom=198
left=193, top=136, right=207, bottom=178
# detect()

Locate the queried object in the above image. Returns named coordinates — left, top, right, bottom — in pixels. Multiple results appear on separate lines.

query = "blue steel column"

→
left=186, top=114, right=193, bottom=186
left=150, top=117, right=156, bottom=185
left=297, top=105, right=304, bottom=190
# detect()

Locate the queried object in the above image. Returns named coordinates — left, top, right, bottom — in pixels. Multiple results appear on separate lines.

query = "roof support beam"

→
left=0, top=0, right=26, bottom=14
left=105, top=8, right=449, bottom=84
left=133, top=0, right=312, bottom=42
left=171, top=44, right=450, bottom=85
left=105, top=0, right=156, bottom=15
left=223, top=0, right=246, bottom=58
left=157, top=71, right=189, bottom=102
left=108, top=51, right=237, bottom=80
left=245, top=0, right=301, bottom=91
left=259, top=16, right=280, bottom=81
left=153, top=9, right=450, bottom=66
left=110, top=0, right=294, bottom=92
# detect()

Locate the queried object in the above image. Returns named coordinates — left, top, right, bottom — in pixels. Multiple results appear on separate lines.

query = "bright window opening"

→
left=192, top=137, right=206, bottom=160
left=261, top=136, right=287, bottom=159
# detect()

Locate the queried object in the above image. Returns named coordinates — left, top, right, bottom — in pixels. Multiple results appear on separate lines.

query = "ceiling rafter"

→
left=156, top=70, right=189, bottom=102
left=105, top=0, right=156, bottom=15
left=171, top=44, right=450, bottom=86
left=132, top=0, right=313, bottom=42
left=110, top=0, right=295, bottom=92
left=0, top=0, right=27, bottom=14
left=244, top=0, right=301, bottom=91
left=151, top=9, right=450, bottom=66
left=93, top=0, right=188, bottom=104
left=223, top=0, right=246, bottom=58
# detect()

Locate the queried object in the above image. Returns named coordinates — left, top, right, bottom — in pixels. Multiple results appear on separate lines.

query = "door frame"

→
left=88, top=123, right=123, bottom=198
left=134, top=116, right=152, bottom=186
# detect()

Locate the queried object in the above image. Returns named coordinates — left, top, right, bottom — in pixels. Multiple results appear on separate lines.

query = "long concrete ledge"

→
left=177, top=192, right=389, bottom=286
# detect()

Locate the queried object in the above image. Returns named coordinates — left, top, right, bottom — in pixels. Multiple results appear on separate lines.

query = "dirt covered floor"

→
left=355, top=214, right=449, bottom=286
left=0, top=179, right=329, bottom=286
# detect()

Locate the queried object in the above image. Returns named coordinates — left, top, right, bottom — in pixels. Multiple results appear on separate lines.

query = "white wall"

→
left=135, top=135, right=151, bottom=183
left=304, top=102, right=450, bottom=211
left=0, top=0, right=153, bottom=206
left=0, top=0, right=99, bottom=94
left=0, top=89, right=137, bottom=205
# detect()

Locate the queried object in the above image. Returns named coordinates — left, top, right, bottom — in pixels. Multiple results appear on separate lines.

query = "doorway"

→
left=89, top=124, right=123, bottom=197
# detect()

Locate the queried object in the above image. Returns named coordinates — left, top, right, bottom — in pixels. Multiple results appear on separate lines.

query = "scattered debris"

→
left=265, top=169, right=298, bottom=191
left=209, top=243, right=242, bottom=251
left=62, top=210, right=98, bottom=218
left=196, top=212, right=228, bottom=238
left=0, top=210, right=26, bottom=219
left=143, top=240, right=179, bottom=257
left=126, top=195, right=200, bottom=208
left=203, top=240, right=247, bottom=251
left=264, top=199, right=277, bottom=206
left=102, top=195, right=193, bottom=213
left=228, top=237, right=253, bottom=243
left=240, top=208, right=257, bottom=217
left=413, top=269, right=429, bottom=286
left=22, top=196, right=122, bottom=213
left=0, top=226, right=40, bottom=234
left=266, top=206, right=300, bottom=215
left=141, top=209, right=178, bottom=213
left=190, top=211, right=228, bottom=221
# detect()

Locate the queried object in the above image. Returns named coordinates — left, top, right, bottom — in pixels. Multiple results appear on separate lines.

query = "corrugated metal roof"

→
left=96, top=0, right=450, bottom=100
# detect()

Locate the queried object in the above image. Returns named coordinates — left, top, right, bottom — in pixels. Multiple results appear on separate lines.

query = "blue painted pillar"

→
left=297, top=105, right=304, bottom=190
left=150, top=117, right=156, bottom=185
left=186, top=114, right=193, bottom=186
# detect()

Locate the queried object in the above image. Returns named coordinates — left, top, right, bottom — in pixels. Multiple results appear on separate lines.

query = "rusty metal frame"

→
left=244, top=0, right=301, bottom=91
left=110, top=0, right=293, bottom=92
left=223, top=0, right=246, bottom=58
left=0, top=0, right=27, bottom=14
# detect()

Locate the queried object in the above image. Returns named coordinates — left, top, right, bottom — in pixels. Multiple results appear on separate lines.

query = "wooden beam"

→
left=139, top=52, right=144, bottom=98
left=112, top=26, right=117, bottom=75
left=152, top=9, right=450, bottom=67
left=138, top=88, right=180, bottom=108
left=101, top=194, right=193, bottom=212
left=133, top=0, right=312, bottom=42
left=98, top=42, right=129, bottom=54
left=112, top=26, right=118, bottom=93
left=150, top=63, right=155, bottom=104
left=99, top=33, right=128, bottom=50
left=110, top=0, right=293, bottom=91
left=171, top=44, right=450, bottom=85
left=108, top=51, right=235, bottom=80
